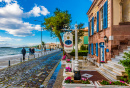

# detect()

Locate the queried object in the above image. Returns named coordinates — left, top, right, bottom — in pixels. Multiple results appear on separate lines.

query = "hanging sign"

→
left=64, top=32, right=73, bottom=53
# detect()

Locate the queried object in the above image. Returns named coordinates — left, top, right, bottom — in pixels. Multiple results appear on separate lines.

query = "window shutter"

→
left=96, top=43, right=98, bottom=56
left=97, top=11, right=99, bottom=32
left=91, top=43, right=93, bottom=55
left=88, top=22, right=90, bottom=36
left=89, top=44, right=90, bottom=54
left=103, top=0, right=108, bottom=29
left=92, top=17, right=94, bottom=35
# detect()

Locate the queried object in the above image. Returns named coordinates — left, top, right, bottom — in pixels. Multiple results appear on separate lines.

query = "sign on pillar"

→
left=64, top=32, right=73, bottom=53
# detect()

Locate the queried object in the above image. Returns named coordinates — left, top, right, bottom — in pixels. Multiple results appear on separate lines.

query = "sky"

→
left=0, top=0, right=93, bottom=47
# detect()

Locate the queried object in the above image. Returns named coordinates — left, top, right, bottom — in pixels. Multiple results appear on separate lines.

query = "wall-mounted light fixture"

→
left=104, top=35, right=108, bottom=43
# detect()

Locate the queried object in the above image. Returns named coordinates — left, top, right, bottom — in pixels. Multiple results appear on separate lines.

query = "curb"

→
left=42, top=57, right=62, bottom=87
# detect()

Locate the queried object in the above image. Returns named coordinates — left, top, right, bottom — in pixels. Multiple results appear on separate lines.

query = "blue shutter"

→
left=97, top=11, right=99, bottom=32
left=91, top=43, right=93, bottom=55
left=96, top=43, right=98, bottom=56
left=88, top=22, right=90, bottom=36
left=92, top=17, right=94, bottom=35
left=103, top=0, right=108, bottom=29
left=89, top=44, right=90, bottom=54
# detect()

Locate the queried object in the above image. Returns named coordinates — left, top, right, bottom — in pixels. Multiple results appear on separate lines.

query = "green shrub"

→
left=70, top=50, right=88, bottom=56
left=80, top=45, right=88, bottom=50
left=119, top=52, right=130, bottom=79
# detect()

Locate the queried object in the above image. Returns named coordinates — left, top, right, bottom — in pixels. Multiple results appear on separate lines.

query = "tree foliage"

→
left=119, top=52, right=130, bottom=79
left=43, top=8, right=71, bottom=47
left=42, top=41, right=45, bottom=47
left=72, top=23, right=84, bottom=44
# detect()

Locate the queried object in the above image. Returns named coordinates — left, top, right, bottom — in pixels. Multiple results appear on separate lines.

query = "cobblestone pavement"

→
left=0, top=51, right=62, bottom=88
left=53, top=65, right=65, bottom=88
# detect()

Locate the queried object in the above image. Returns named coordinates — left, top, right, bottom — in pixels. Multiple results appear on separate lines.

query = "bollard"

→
left=20, top=58, right=22, bottom=63
left=34, top=55, right=35, bottom=59
left=8, top=60, right=10, bottom=66
left=38, top=54, right=39, bottom=57
left=28, top=56, right=29, bottom=60
left=40, top=85, right=44, bottom=88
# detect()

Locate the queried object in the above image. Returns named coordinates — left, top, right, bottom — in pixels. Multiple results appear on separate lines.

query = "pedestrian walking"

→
left=32, top=48, right=35, bottom=55
left=50, top=48, right=51, bottom=51
left=44, top=47, right=46, bottom=52
left=21, top=47, right=26, bottom=61
left=29, top=48, right=32, bottom=55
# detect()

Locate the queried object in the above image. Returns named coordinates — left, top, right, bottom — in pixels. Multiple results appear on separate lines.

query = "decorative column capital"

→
left=120, top=0, right=124, bottom=6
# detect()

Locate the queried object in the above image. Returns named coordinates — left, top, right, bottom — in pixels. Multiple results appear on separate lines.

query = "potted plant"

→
left=95, top=80, right=130, bottom=88
left=100, top=61, right=105, bottom=63
left=81, top=78, right=90, bottom=84
left=66, top=59, right=71, bottom=63
left=64, top=77, right=73, bottom=83
left=61, top=55, right=67, bottom=64
left=62, top=77, right=95, bottom=88
left=65, top=67, right=72, bottom=72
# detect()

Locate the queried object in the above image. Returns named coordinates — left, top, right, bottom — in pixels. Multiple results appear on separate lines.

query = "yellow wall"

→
left=122, top=0, right=130, bottom=22
left=113, top=0, right=121, bottom=25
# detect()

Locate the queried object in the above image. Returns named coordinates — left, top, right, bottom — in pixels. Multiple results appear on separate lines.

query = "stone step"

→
left=127, top=46, right=130, bottom=48
left=107, top=61, right=125, bottom=71
left=96, top=68, right=117, bottom=81
left=114, top=57, right=125, bottom=60
left=103, top=64, right=125, bottom=75
left=123, top=50, right=130, bottom=53
left=100, top=67, right=121, bottom=80
left=115, top=55, right=124, bottom=58
left=119, top=53, right=124, bottom=56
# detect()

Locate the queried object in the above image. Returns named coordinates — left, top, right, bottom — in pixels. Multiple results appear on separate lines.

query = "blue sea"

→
left=0, top=47, right=42, bottom=56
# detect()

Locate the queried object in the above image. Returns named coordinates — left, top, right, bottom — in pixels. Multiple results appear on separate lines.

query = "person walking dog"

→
left=21, top=47, right=26, bottom=61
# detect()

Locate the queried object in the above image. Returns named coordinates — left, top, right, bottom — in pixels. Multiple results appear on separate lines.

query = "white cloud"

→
left=25, top=5, right=50, bottom=17
left=27, top=43, right=40, bottom=46
left=0, top=36, right=12, bottom=41
left=0, top=0, right=50, bottom=37
left=0, top=36, right=22, bottom=42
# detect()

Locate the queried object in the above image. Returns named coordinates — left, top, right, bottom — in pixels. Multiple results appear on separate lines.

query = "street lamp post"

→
left=74, top=23, right=81, bottom=80
left=34, top=20, right=43, bottom=55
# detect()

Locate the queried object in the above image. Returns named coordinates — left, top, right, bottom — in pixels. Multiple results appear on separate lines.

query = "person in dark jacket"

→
left=29, top=48, right=32, bottom=55
left=21, top=47, right=26, bottom=61
left=44, top=47, right=46, bottom=52
left=32, top=48, right=35, bottom=55
left=50, top=48, right=51, bottom=51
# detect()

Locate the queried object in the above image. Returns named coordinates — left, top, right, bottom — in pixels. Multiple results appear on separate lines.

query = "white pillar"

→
left=74, top=24, right=79, bottom=71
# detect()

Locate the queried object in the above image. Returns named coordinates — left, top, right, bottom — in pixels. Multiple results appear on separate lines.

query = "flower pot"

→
left=62, top=80, right=95, bottom=88
left=61, top=60, right=67, bottom=65
left=95, top=81, right=130, bottom=88
left=66, top=63, right=72, bottom=68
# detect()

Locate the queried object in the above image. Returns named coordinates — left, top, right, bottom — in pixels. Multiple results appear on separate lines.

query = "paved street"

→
left=0, top=51, right=62, bottom=88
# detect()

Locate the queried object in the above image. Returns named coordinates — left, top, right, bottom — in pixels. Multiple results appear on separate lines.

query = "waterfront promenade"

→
left=0, top=49, right=59, bottom=70
left=0, top=49, right=62, bottom=88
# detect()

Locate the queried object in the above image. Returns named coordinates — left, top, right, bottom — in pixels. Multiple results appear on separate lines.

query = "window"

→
left=94, top=18, right=97, bottom=32
left=100, top=8, right=103, bottom=30
left=94, top=44, right=96, bottom=55
left=90, top=20, right=92, bottom=35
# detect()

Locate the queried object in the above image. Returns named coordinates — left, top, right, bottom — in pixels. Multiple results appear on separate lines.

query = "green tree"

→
left=43, top=8, right=71, bottom=48
left=42, top=41, right=45, bottom=47
left=43, top=8, right=72, bottom=57
left=80, top=45, right=87, bottom=50
left=72, top=23, right=84, bottom=44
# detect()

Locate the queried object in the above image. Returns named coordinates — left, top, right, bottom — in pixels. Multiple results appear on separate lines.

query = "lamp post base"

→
left=74, top=71, right=81, bottom=80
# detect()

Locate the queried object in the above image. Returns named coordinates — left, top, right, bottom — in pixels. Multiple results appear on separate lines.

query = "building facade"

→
left=78, top=27, right=89, bottom=50
left=87, top=0, right=130, bottom=66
